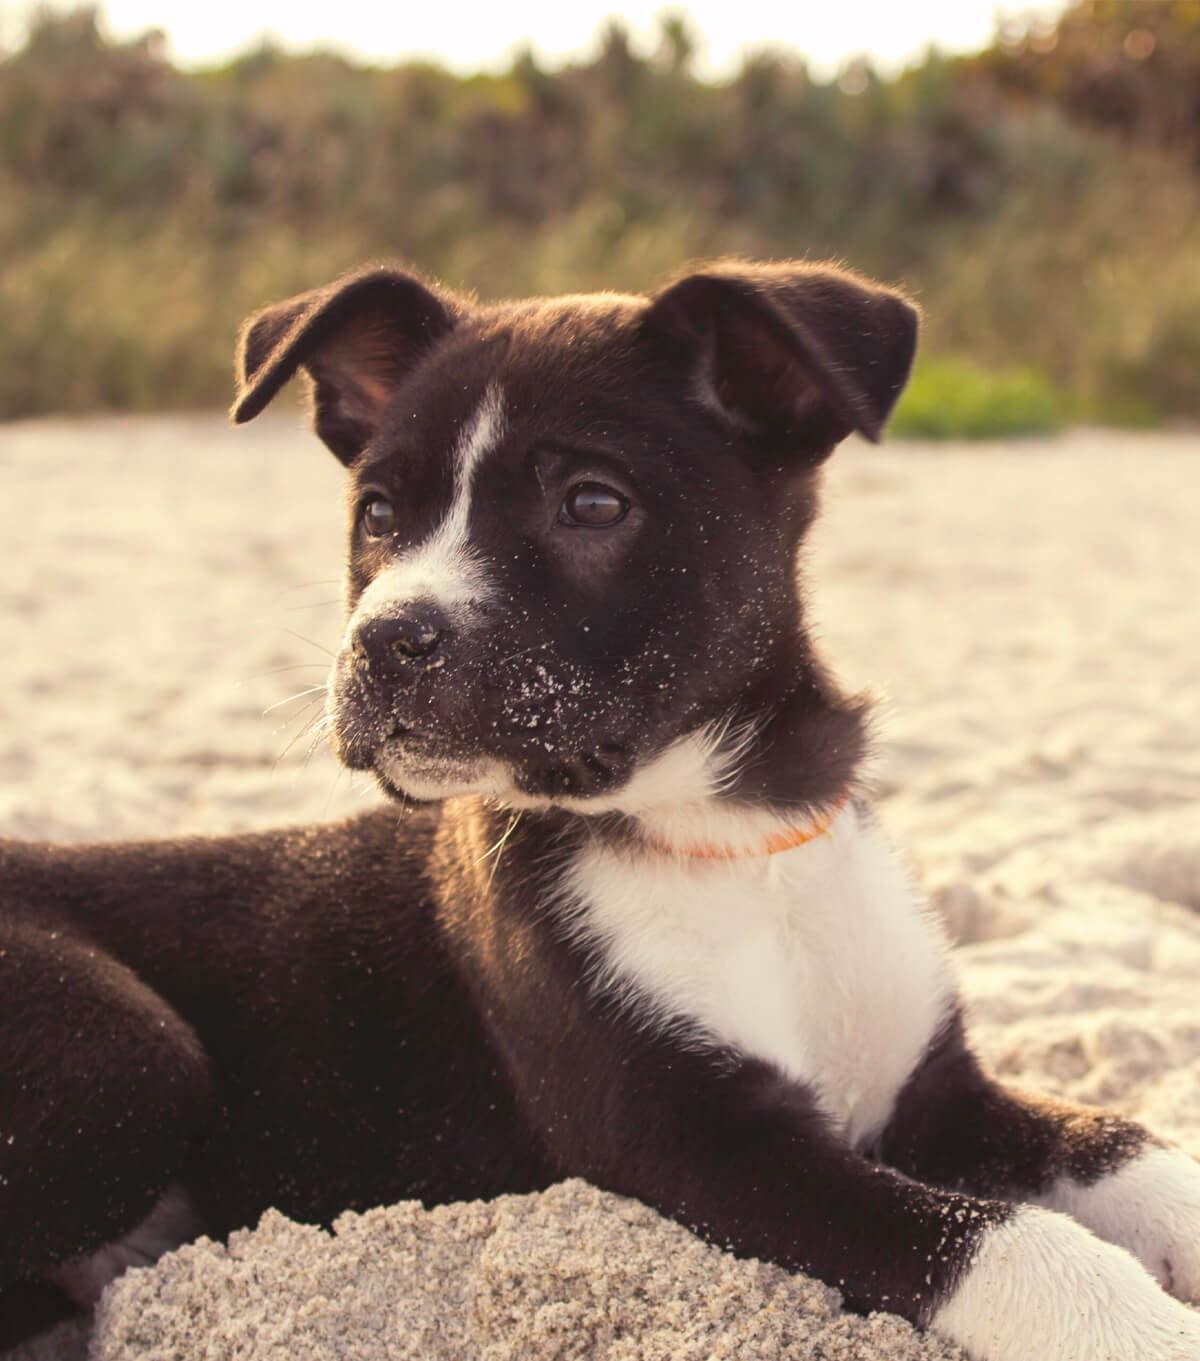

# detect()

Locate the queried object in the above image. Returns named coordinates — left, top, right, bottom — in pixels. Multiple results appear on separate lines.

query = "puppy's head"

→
left=233, top=261, right=917, bottom=816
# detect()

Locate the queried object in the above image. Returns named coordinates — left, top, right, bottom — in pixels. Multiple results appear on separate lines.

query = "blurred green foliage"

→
left=891, top=358, right=1064, bottom=440
left=1, top=0, right=1197, bottom=427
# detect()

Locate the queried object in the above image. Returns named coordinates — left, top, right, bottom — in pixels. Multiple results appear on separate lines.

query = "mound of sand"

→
left=89, top=1181, right=961, bottom=1361
left=2, top=418, right=1198, bottom=1360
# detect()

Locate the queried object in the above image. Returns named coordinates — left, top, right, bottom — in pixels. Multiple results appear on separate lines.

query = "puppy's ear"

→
left=643, top=261, right=919, bottom=456
left=231, top=267, right=460, bottom=465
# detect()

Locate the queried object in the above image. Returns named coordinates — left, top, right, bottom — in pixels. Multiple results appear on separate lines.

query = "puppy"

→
left=2, top=261, right=1199, bottom=1361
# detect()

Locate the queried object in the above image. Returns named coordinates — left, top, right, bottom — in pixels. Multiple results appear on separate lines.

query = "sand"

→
left=1, top=416, right=1198, bottom=1360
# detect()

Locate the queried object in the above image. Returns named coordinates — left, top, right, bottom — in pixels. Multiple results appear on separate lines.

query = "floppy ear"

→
left=231, top=267, right=460, bottom=465
left=643, top=260, right=919, bottom=456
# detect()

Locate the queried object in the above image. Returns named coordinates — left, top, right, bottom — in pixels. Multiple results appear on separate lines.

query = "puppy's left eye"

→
left=361, top=495, right=397, bottom=537
left=559, top=483, right=629, bottom=528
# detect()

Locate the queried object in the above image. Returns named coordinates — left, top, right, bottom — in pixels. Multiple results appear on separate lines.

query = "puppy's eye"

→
left=361, top=496, right=397, bottom=537
left=559, top=483, right=629, bottom=528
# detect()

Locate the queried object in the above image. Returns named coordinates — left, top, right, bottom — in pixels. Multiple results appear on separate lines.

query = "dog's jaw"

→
left=374, top=743, right=513, bottom=804
left=347, top=724, right=709, bottom=814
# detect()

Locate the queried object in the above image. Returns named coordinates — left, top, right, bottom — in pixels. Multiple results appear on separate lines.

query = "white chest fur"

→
left=557, top=805, right=957, bottom=1148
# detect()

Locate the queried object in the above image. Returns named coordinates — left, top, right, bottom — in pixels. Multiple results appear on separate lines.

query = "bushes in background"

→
left=891, top=359, right=1063, bottom=440
left=1, top=1, right=1197, bottom=427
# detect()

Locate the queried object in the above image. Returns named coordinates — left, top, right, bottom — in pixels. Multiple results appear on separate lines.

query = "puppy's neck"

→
left=539, top=686, right=867, bottom=860
left=639, top=668, right=870, bottom=858
left=639, top=795, right=848, bottom=861
left=721, top=659, right=871, bottom=810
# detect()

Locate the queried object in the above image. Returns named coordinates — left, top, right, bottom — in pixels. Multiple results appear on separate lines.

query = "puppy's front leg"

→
left=878, top=1012, right=1200, bottom=1355
left=487, top=1011, right=1200, bottom=1360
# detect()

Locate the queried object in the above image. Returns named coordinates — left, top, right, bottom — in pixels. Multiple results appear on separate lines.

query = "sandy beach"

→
left=2, top=416, right=1198, bottom=1360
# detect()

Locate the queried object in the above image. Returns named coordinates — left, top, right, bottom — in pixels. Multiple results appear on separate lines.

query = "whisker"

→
left=273, top=708, right=332, bottom=770
left=273, top=579, right=341, bottom=598
left=477, top=812, right=522, bottom=890
left=321, top=761, right=346, bottom=819
left=474, top=813, right=518, bottom=866
left=241, top=664, right=329, bottom=682
left=263, top=685, right=327, bottom=717
left=280, top=628, right=336, bottom=659
left=303, top=713, right=335, bottom=761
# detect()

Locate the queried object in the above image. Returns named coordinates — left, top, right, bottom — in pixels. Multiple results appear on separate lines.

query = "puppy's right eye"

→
left=559, top=483, right=629, bottom=528
left=361, top=496, right=397, bottom=537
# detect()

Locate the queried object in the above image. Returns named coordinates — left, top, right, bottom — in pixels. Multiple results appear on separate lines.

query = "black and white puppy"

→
left=2, top=261, right=1199, bottom=1360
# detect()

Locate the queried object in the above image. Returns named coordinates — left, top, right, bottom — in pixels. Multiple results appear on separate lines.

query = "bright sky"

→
left=14, top=0, right=1071, bottom=78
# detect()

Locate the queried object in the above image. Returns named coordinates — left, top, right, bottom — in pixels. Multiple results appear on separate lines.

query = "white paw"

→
left=932, top=1204, right=1200, bottom=1361
left=1036, top=1146, right=1200, bottom=1303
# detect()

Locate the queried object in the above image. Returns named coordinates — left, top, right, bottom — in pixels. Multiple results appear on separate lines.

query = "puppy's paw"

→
left=932, top=1204, right=1200, bottom=1361
left=1037, top=1145, right=1200, bottom=1303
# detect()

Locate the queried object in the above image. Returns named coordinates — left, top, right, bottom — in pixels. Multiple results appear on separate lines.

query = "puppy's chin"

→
left=332, top=707, right=640, bottom=808
left=374, top=744, right=514, bottom=803
left=372, top=749, right=636, bottom=808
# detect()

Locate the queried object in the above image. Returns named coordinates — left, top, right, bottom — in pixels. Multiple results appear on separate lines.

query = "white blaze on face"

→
left=349, top=384, right=505, bottom=630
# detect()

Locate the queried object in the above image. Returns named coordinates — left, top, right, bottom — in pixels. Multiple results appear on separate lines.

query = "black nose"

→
left=353, top=602, right=448, bottom=672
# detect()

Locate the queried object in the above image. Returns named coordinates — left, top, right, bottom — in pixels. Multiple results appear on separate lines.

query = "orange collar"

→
left=645, top=795, right=849, bottom=860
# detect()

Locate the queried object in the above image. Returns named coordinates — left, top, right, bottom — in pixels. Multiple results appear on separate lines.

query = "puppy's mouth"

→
left=332, top=702, right=636, bottom=806
left=374, top=732, right=511, bottom=803
left=329, top=709, right=497, bottom=797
